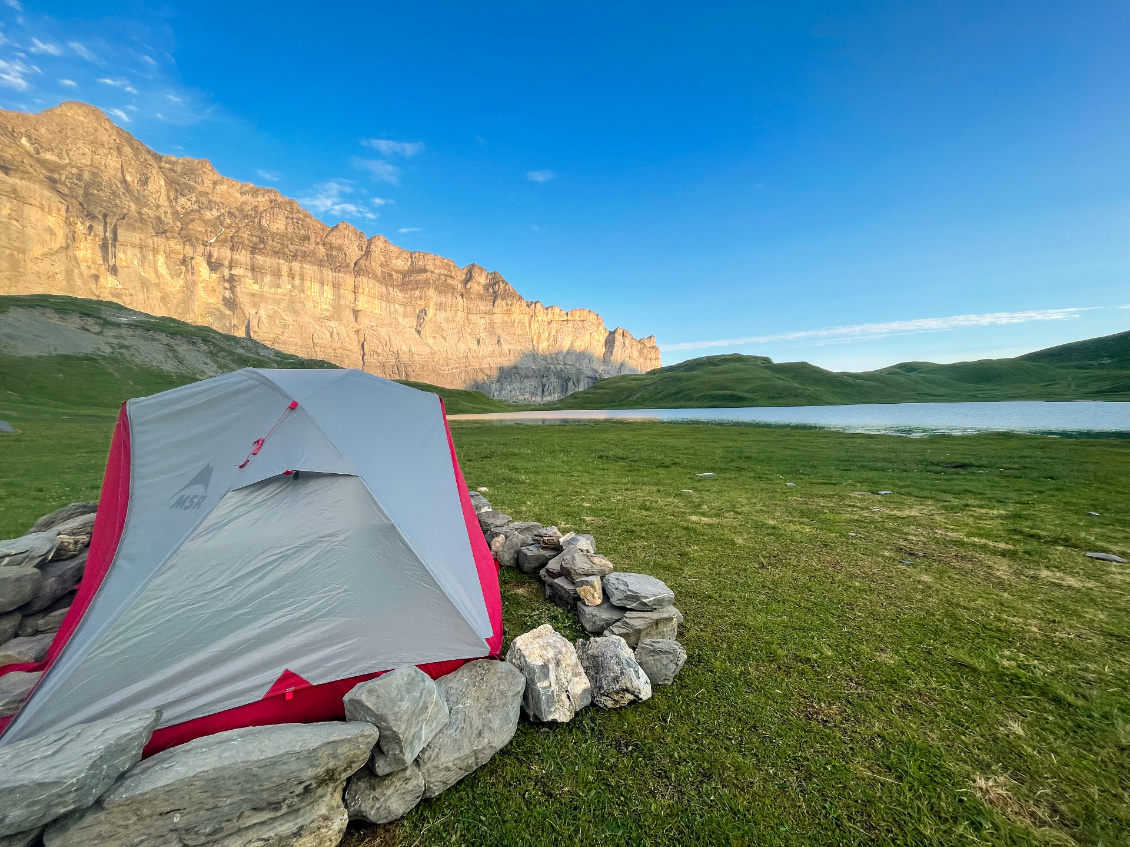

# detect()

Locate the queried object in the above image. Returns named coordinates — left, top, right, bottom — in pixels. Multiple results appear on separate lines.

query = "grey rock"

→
left=634, top=639, right=687, bottom=685
left=695, top=472, right=715, bottom=478
left=468, top=492, right=492, bottom=514
left=0, top=673, right=40, bottom=719
left=28, top=504, right=97, bottom=535
left=546, top=576, right=579, bottom=611
left=576, top=599, right=626, bottom=635
left=17, top=606, right=68, bottom=638
left=785, top=482, right=796, bottom=487
left=0, top=534, right=58, bottom=571
left=491, top=522, right=542, bottom=567
left=0, top=709, right=159, bottom=838
left=44, top=721, right=378, bottom=847
left=562, top=533, right=596, bottom=554
left=517, top=544, right=557, bottom=574
left=417, top=659, right=525, bottom=798
left=477, top=511, right=511, bottom=534
left=574, top=575, right=602, bottom=606
left=0, top=611, right=20, bottom=645
left=344, top=667, right=448, bottom=776
left=607, top=607, right=683, bottom=647
left=1087, top=512, right=1101, bottom=517
left=1086, top=551, right=1127, bottom=563
left=18, top=554, right=84, bottom=615
left=877, top=490, right=893, bottom=495
left=46, top=515, right=96, bottom=562
left=0, top=569, right=43, bottom=616
left=554, top=548, right=614, bottom=580
left=0, top=828, right=41, bottom=847
left=0, top=634, right=53, bottom=667
left=575, top=635, right=652, bottom=708
left=345, top=761, right=424, bottom=825
left=540, top=553, right=564, bottom=581
left=505, top=624, right=591, bottom=723
left=603, top=572, right=675, bottom=611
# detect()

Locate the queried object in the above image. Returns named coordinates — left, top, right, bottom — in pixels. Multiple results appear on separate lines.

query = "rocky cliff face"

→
left=0, top=102, right=659, bottom=401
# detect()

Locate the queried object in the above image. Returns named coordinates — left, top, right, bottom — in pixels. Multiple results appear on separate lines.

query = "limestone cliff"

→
left=0, top=102, right=659, bottom=401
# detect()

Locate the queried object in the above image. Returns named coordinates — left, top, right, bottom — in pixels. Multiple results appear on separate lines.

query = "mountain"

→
left=0, top=102, right=659, bottom=403
left=0, top=294, right=514, bottom=415
left=548, top=331, right=1130, bottom=408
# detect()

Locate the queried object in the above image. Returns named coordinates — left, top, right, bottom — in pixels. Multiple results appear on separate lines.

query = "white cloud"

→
left=141, top=54, right=157, bottom=67
left=4, top=0, right=22, bottom=10
left=526, top=169, right=556, bottom=182
left=59, top=78, right=77, bottom=87
left=97, top=77, right=136, bottom=93
left=29, top=38, right=62, bottom=56
left=398, top=227, right=422, bottom=233
left=352, top=157, right=400, bottom=185
left=68, top=41, right=97, bottom=61
left=105, top=107, right=131, bottom=123
left=166, top=93, right=185, bottom=103
left=0, top=58, right=35, bottom=91
left=298, top=179, right=381, bottom=220
left=664, top=308, right=1098, bottom=352
left=362, top=138, right=424, bottom=157
left=256, top=169, right=281, bottom=182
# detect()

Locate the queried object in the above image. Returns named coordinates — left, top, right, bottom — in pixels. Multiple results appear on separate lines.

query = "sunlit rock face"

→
left=0, top=102, right=660, bottom=401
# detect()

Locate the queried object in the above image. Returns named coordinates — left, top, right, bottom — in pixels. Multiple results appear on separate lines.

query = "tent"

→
left=0, top=369, right=502, bottom=753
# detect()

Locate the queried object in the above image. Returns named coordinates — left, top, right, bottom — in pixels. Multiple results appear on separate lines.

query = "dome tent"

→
left=0, top=369, right=502, bottom=753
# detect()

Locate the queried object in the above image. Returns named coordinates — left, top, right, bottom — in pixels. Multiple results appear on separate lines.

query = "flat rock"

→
left=546, top=576, right=579, bottom=611
left=18, top=554, right=84, bottom=615
left=634, top=639, right=687, bottom=685
left=1086, top=551, right=1127, bottom=563
left=575, top=575, right=602, bottom=606
left=477, top=511, right=511, bottom=534
left=44, top=721, right=378, bottom=847
left=562, top=533, right=596, bottom=554
left=47, top=514, right=96, bottom=559
left=575, top=635, right=652, bottom=708
left=0, top=569, right=44, bottom=616
left=0, top=611, right=20, bottom=645
left=28, top=504, right=97, bottom=535
left=607, top=607, right=683, bottom=647
left=491, top=522, right=542, bottom=567
left=0, top=634, right=53, bottom=667
left=468, top=492, right=492, bottom=514
left=344, top=666, right=448, bottom=776
left=0, top=709, right=159, bottom=838
left=603, top=572, right=675, bottom=610
left=0, top=533, right=58, bottom=570
left=505, top=624, right=591, bottom=723
left=345, top=761, right=424, bottom=825
left=417, top=659, right=525, bottom=798
left=554, top=548, right=614, bottom=580
left=577, top=599, right=626, bottom=635
left=17, top=603, right=70, bottom=638
left=517, top=544, right=557, bottom=574
left=0, top=828, right=42, bottom=847
left=0, top=672, right=40, bottom=719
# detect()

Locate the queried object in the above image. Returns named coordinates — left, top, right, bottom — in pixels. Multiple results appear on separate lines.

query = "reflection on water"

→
left=449, top=401, right=1130, bottom=436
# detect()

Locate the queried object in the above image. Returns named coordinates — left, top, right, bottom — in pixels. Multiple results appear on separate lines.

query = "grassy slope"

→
left=549, top=331, right=1130, bottom=409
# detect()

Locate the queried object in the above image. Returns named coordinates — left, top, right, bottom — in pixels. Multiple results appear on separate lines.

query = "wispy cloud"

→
left=352, top=157, right=400, bottom=185
left=97, top=77, right=137, bottom=94
left=105, top=107, right=131, bottom=124
left=298, top=179, right=391, bottom=221
left=256, top=169, right=281, bottom=182
left=362, top=138, right=424, bottom=157
left=0, top=58, right=36, bottom=91
left=68, top=41, right=97, bottom=62
left=664, top=308, right=1097, bottom=352
left=398, top=227, right=422, bottom=233
left=59, top=78, right=76, bottom=87
left=526, top=169, right=556, bottom=183
left=29, top=38, right=62, bottom=56
left=4, top=0, right=22, bottom=10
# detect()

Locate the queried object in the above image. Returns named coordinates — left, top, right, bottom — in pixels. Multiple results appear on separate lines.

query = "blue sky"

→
left=1, top=1, right=1127, bottom=370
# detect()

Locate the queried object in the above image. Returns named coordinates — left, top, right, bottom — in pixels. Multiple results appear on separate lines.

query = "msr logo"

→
left=168, top=464, right=213, bottom=511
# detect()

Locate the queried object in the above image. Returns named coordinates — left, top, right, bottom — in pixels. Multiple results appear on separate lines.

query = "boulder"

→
left=575, top=635, right=652, bottom=708
left=603, top=572, right=675, bottom=610
left=0, top=568, right=42, bottom=615
left=562, top=533, right=596, bottom=554
left=517, top=544, right=557, bottom=574
left=477, top=511, right=511, bottom=534
left=0, top=828, right=42, bottom=847
left=344, top=666, right=448, bottom=776
left=490, top=522, right=542, bottom=567
left=417, top=659, right=525, bottom=798
left=532, top=527, right=562, bottom=547
left=607, top=607, right=683, bottom=647
left=18, top=554, right=84, bottom=615
left=540, top=553, right=565, bottom=582
left=574, top=575, right=602, bottom=606
left=345, top=761, right=424, bottom=825
left=0, top=673, right=40, bottom=719
left=0, top=709, right=160, bottom=838
left=576, top=599, right=626, bottom=635
left=546, top=576, right=579, bottom=611
left=634, top=639, right=687, bottom=685
left=0, top=611, right=20, bottom=645
left=28, top=504, right=97, bottom=535
left=554, top=547, right=614, bottom=580
left=0, top=634, right=53, bottom=667
left=468, top=492, right=491, bottom=514
left=46, top=515, right=95, bottom=561
left=17, top=605, right=70, bottom=638
left=1086, top=551, right=1127, bottom=563
left=44, top=721, right=379, bottom=847
left=0, top=533, right=58, bottom=570
left=505, top=624, right=592, bottom=723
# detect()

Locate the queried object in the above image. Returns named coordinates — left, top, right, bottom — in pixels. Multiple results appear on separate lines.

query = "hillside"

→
left=548, top=331, right=1130, bottom=409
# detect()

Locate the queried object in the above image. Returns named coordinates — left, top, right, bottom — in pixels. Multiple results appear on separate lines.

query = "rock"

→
left=46, top=515, right=95, bottom=561
left=468, top=492, right=492, bottom=514
left=695, top=472, right=715, bottom=478
left=607, top=607, right=683, bottom=648
left=0, top=534, right=58, bottom=571
left=533, top=527, right=562, bottom=547
left=562, top=533, right=596, bottom=554
left=344, top=667, right=449, bottom=776
left=576, top=599, right=626, bottom=635
left=540, top=553, right=564, bottom=581
left=574, top=575, right=602, bottom=606
left=17, top=601, right=71, bottom=637
left=477, top=510, right=511, bottom=534
left=553, top=547, right=614, bottom=580
left=634, top=639, right=687, bottom=685
left=603, top=572, right=675, bottom=610
left=0, top=828, right=42, bottom=847
left=492, top=522, right=542, bottom=567
left=0, top=611, right=20, bottom=645
left=0, top=709, right=160, bottom=838
left=505, top=625, right=592, bottom=723
left=345, top=761, right=424, bottom=825
left=877, top=490, right=893, bottom=495
left=44, top=721, right=379, bottom=847
left=1086, top=551, right=1127, bottom=563
left=0, top=672, right=40, bottom=718
left=18, top=553, right=85, bottom=615
left=0, top=634, right=53, bottom=667
left=28, top=504, right=97, bottom=535
left=476, top=487, right=489, bottom=493
left=546, top=576, right=579, bottom=611
left=517, top=544, right=557, bottom=574
left=575, top=635, right=652, bottom=708
left=680, top=489, right=693, bottom=494
left=417, top=659, right=525, bottom=798
left=1087, top=512, right=1101, bottom=517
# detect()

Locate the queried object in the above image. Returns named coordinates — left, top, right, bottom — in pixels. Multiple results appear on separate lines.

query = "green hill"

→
left=548, top=331, right=1130, bottom=409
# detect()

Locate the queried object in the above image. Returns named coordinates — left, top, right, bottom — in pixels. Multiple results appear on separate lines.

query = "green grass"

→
left=3, top=406, right=1127, bottom=846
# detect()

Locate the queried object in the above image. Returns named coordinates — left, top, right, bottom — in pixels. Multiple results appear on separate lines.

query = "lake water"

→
left=448, top=401, right=1130, bottom=436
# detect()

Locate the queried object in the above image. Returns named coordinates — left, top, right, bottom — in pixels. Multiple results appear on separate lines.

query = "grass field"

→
left=2, top=406, right=1127, bottom=846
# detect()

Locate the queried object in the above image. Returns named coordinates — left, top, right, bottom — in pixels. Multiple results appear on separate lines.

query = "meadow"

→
left=2, top=406, right=1127, bottom=846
